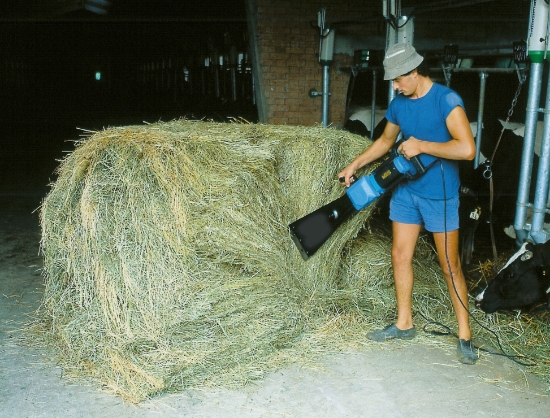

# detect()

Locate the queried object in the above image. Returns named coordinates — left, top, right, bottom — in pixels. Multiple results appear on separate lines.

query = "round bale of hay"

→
left=36, top=119, right=380, bottom=402
left=35, top=119, right=550, bottom=401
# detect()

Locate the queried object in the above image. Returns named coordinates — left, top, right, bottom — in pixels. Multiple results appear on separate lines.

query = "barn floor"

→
left=1, top=118, right=549, bottom=417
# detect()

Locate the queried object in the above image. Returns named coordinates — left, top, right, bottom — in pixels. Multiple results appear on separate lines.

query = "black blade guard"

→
left=289, top=194, right=357, bottom=260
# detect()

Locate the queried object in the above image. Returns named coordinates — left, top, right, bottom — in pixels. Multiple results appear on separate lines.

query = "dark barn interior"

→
left=1, top=1, right=253, bottom=195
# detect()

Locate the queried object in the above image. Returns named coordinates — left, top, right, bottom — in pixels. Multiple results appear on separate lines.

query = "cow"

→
left=475, top=240, right=550, bottom=313
left=343, top=106, right=387, bottom=139
left=457, top=115, right=544, bottom=263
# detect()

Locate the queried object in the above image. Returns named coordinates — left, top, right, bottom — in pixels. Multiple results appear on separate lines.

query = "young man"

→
left=338, top=43, right=478, bottom=364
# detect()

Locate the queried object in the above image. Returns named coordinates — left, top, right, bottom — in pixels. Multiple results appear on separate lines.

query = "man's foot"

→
left=366, top=324, right=416, bottom=342
left=457, top=339, right=478, bottom=364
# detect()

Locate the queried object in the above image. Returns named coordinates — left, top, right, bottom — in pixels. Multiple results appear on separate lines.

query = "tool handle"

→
left=408, top=155, right=438, bottom=180
left=339, top=174, right=358, bottom=185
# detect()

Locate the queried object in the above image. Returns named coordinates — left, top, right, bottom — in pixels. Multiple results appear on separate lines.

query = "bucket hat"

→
left=383, top=43, right=424, bottom=80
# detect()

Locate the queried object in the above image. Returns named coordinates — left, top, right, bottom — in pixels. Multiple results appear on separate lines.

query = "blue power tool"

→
left=289, top=152, right=432, bottom=260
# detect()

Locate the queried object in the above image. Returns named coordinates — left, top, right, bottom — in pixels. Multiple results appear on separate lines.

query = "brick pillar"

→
left=246, top=0, right=360, bottom=127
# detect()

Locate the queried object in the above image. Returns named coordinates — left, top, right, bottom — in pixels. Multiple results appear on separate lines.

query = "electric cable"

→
left=422, top=160, right=536, bottom=367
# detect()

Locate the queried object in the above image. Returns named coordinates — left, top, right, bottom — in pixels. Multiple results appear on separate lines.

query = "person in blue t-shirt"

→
left=338, top=43, right=478, bottom=364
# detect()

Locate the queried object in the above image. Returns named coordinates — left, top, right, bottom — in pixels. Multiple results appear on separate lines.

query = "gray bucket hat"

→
left=383, top=43, right=424, bottom=80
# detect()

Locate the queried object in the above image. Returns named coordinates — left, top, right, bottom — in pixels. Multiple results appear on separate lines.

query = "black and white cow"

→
left=475, top=240, right=550, bottom=313
left=343, top=106, right=387, bottom=139
left=457, top=116, right=543, bottom=263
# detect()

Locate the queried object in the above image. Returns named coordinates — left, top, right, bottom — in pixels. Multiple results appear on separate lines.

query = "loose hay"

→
left=35, top=120, right=376, bottom=402
left=32, top=119, right=550, bottom=402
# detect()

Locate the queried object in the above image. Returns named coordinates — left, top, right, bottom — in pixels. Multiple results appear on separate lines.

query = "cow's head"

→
left=475, top=241, right=550, bottom=313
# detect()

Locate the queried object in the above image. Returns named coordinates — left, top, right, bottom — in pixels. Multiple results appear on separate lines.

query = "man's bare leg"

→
left=433, top=229, right=472, bottom=340
left=392, top=222, right=422, bottom=331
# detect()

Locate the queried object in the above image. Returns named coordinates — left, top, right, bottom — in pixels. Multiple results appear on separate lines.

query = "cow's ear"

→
left=521, top=251, right=533, bottom=261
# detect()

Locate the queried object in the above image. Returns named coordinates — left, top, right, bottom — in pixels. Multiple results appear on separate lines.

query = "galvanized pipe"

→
left=230, top=46, right=238, bottom=102
left=388, top=79, right=396, bottom=103
left=474, top=71, right=488, bottom=169
left=322, top=64, right=330, bottom=127
left=529, top=69, right=550, bottom=243
left=231, top=66, right=237, bottom=102
left=514, top=62, right=544, bottom=243
left=251, top=71, right=256, bottom=105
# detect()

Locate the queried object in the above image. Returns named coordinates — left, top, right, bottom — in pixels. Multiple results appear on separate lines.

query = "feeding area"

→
left=32, top=119, right=550, bottom=403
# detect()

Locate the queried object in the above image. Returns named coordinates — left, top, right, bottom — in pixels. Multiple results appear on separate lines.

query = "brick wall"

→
left=246, top=0, right=526, bottom=127
left=247, top=0, right=375, bottom=127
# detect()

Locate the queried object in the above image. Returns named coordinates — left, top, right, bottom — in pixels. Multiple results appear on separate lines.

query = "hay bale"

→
left=36, top=120, right=377, bottom=401
left=34, top=119, right=550, bottom=401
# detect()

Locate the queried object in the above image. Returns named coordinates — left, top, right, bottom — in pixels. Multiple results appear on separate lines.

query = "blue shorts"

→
left=389, top=185, right=460, bottom=233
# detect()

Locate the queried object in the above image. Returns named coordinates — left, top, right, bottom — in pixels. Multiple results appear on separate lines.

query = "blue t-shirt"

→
left=385, top=82, right=463, bottom=199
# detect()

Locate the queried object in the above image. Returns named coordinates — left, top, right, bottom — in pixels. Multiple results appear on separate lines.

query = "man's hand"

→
left=397, top=137, right=422, bottom=160
left=337, top=167, right=357, bottom=187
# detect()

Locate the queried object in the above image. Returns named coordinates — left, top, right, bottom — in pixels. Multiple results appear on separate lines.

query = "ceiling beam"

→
left=413, top=0, right=499, bottom=14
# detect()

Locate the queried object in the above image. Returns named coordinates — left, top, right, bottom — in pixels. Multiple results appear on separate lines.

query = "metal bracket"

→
left=515, top=64, right=528, bottom=85
left=308, top=88, right=330, bottom=98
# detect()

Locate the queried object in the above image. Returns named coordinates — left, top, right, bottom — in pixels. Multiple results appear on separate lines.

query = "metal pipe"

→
left=322, top=64, right=330, bottom=127
left=446, top=67, right=518, bottom=73
left=230, top=46, right=238, bottom=102
left=231, top=66, right=237, bottom=102
left=214, top=65, right=220, bottom=98
left=371, top=70, right=377, bottom=135
left=251, top=71, right=256, bottom=105
left=347, top=67, right=518, bottom=76
left=514, top=62, right=544, bottom=243
left=529, top=70, right=550, bottom=243
left=474, top=71, right=488, bottom=168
